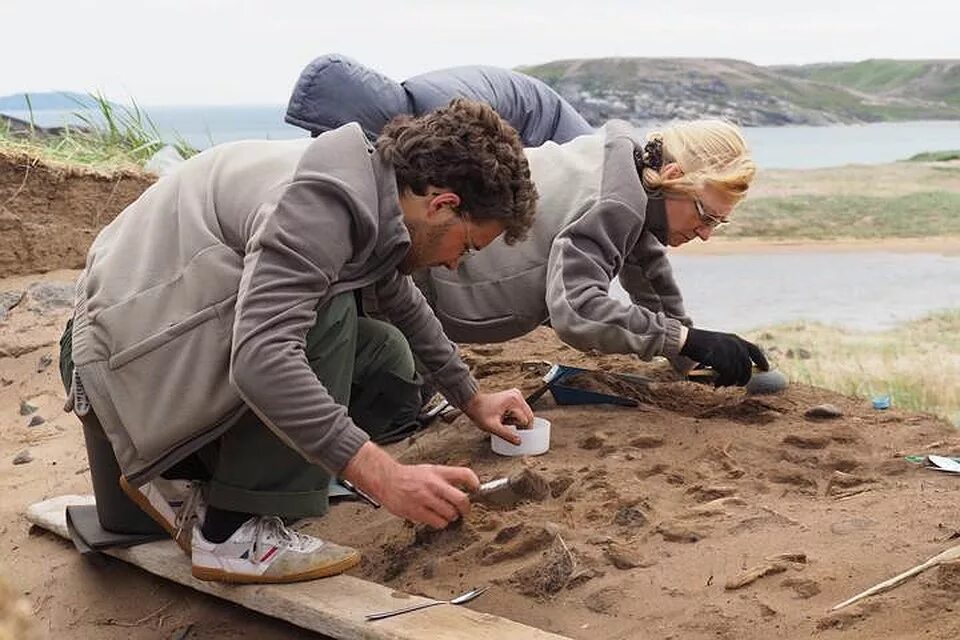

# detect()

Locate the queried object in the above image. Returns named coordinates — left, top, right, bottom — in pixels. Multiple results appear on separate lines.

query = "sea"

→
left=5, top=106, right=960, bottom=332
left=4, top=106, right=959, bottom=170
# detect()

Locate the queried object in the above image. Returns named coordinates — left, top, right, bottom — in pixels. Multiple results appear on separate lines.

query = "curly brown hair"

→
left=376, top=98, right=537, bottom=244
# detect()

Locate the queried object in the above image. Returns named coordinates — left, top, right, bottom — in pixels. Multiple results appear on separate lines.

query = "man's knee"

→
left=361, top=319, right=415, bottom=379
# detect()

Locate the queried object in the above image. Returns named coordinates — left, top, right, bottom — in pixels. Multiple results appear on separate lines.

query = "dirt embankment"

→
left=0, top=150, right=154, bottom=277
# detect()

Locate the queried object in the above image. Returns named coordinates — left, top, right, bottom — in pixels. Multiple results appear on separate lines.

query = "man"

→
left=61, top=99, right=539, bottom=584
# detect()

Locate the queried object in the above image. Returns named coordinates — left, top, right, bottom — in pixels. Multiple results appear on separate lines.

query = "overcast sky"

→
left=3, top=0, right=956, bottom=106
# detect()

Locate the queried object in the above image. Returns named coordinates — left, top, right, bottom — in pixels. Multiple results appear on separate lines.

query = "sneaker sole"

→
left=119, top=476, right=192, bottom=555
left=191, top=549, right=361, bottom=584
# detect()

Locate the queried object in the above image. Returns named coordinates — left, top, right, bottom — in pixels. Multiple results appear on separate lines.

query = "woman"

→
left=415, top=118, right=767, bottom=386
left=286, top=56, right=767, bottom=387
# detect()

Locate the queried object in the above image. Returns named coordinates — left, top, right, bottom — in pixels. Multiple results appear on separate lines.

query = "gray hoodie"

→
left=71, top=124, right=477, bottom=483
left=420, top=120, right=692, bottom=359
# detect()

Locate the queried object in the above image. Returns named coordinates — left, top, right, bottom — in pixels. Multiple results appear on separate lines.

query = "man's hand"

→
left=679, top=327, right=769, bottom=387
left=463, top=389, right=535, bottom=445
left=341, top=442, right=479, bottom=528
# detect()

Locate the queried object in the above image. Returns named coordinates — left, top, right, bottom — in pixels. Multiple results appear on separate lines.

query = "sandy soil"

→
left=3, top=270, right=960, bottom=639
left=4, top=149, right=960, bottom=639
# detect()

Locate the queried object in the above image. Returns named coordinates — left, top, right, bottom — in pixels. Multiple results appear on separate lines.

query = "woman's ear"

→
left=660, top=162, right=684, bottom=180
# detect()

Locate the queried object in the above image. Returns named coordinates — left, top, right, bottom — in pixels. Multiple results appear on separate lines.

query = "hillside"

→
left=0, top=91, right=110, bottom=111
left=518, top=57, right=960, bottom=126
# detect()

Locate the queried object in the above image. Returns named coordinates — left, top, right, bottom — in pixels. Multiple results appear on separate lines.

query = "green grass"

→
left=748, top=310, right=960, bottom=426
left=791, top=60, right=930, bottom=93
left=0, top=91, right=196, bottom=171
left=727, top=192, right=960, bottom=239
left=904, top=150, right=960, bottom=162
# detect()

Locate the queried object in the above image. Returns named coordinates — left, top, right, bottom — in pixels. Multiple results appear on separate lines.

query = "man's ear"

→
left=428, top=191, right=461, bottom=215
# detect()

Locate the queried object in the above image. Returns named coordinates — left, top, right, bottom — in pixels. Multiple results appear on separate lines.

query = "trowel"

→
left=471, top=469, right=551, bottom=508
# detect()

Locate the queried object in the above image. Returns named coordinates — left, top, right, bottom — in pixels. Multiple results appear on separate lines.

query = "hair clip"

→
left=643, top=138, right=663, bottom=171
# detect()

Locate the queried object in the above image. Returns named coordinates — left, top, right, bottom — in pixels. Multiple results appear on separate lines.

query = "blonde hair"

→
left=639, top=119, right=756, bottom=205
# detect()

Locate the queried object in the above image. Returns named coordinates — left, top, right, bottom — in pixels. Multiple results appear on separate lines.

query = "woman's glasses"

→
left=694, top=199, right=728, bottom=229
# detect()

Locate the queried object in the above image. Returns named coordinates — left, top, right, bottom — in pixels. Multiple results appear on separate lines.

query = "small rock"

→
left=1, top=378, right=12, bottom=387
left=27, top=415, right=46, bottom=427
left=13, top=450, right=33, bottom=465
left=19, top=400, right=38, bottom=416
left=805, top=403, right=844, bottom=419
left=746, top=370, right=789, bottom=395
left=36, top=355, right=53, bottom=373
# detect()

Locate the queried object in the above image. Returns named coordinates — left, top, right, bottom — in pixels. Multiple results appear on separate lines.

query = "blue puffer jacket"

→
left=285, top=53, right=592, bottom=145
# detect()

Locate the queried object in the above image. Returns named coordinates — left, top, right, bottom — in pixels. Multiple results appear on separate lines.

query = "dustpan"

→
left=545, top=364, right=641, bottom=407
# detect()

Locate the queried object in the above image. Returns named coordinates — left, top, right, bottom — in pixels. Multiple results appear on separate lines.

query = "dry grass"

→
left=748, top=310, right=960, bottom=426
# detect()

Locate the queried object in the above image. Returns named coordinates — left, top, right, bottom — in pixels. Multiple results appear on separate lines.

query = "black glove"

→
left=679, top=328, right=770, bottom=387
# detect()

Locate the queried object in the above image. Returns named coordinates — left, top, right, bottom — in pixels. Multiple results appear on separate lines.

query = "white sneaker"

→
left=191, top=516, right=360, bottom=584
left=119, top=476, right=206, bottom=554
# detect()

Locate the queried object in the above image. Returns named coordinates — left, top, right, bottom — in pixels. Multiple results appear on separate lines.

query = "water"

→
left=611, top=251, right=960, bottom=332
left=1, top=105, right=306, bottom=149
left=4, top=106, right=959, bottom=168
left=743, top=121, right=960, bottom=169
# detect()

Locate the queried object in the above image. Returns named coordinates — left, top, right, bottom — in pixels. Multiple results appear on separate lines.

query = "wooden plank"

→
left=26, top=495, right=571, bottom=640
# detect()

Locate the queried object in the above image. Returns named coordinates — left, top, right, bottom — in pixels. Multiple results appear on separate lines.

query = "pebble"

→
left=746, top=370, right=789, bottom=395
left=27, top=415, right=46, bottom=427
left=19, top=400, right=38, bottom=416
left=13, top=450, right=33, bottom=465
left=805, top=403, right=844, bottom=419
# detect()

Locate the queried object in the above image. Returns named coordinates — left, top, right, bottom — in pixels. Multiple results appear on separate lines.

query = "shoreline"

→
left=675, top=236, right=960, bottom=256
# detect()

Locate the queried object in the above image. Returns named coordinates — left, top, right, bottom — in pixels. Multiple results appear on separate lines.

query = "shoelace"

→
left=173, top=482, right=204, bottom=540
left=250, top=516, right=317, bottom=563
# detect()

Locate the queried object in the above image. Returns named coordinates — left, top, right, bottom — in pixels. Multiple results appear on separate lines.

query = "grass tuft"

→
left=749, top=310, right=960, bottom=426
left=0, top=91, right=196, bottom=171
left=904, top=150, right=960, bottom=162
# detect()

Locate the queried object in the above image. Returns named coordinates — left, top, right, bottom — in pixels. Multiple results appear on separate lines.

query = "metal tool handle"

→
left=365, top=600, right=442, bottom=621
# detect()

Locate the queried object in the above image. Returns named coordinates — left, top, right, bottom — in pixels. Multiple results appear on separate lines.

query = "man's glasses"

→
left=461, top=215, right=478, bottom=259
left=694, top=199, right=728, bottom=229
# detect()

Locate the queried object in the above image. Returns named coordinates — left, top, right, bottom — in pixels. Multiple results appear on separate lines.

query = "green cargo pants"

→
left=61, top=291, right=423, bottom=520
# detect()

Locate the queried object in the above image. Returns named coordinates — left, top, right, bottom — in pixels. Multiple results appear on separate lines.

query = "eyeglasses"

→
left=461, top=215, right=478, bottom=259
left=694, top=199, right=728, bottom=229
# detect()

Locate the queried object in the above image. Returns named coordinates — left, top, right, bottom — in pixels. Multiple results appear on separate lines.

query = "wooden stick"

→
left=831, top=543, right=960, bottom=611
